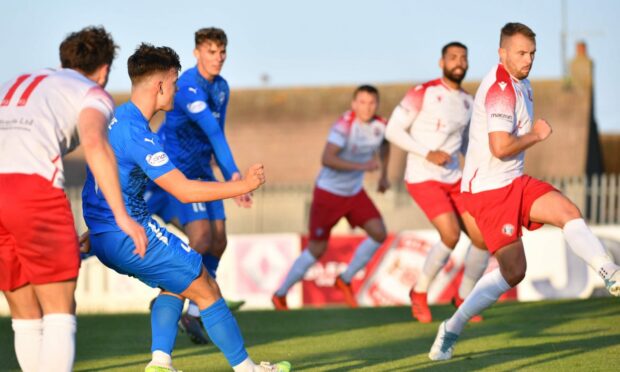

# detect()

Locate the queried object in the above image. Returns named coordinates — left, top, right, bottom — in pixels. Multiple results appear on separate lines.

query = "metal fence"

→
left=66, top=173, right=620, bottom=235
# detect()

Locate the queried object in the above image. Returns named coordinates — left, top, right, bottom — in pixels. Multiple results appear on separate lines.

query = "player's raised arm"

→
left=154, top=164, right=265, bottom=203
left=488, top=119, right=551, bottom=159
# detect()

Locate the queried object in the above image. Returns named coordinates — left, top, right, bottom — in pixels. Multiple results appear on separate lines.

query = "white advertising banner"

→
left=0, top=226, right=618, bottom=315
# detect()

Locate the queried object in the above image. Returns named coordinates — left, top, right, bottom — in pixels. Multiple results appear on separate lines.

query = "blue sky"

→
left=1, top=0, right=618, bottom=132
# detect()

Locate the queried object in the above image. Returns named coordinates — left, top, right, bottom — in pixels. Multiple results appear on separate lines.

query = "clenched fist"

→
left=244, top=164, right=266, bottom=191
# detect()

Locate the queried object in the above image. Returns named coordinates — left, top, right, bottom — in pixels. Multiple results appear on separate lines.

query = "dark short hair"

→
left=59, top=26, right=118, bottom=74
left=195, top=27, right=227, bottom=48
left=442, top=41, right=467, bottom=57
left=500, top=22, right=536, bottom=46
left=127, top=43, right=181, bottom=84
left=353, top=85, right=379, bottom=100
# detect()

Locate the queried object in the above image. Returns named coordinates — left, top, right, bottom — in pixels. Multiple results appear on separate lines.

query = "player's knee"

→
left=308, top=244, right=327, bottom=259
left=369, top=229, right=387, bottom=243
left=503, top=264, right=526, bottom=287
left=470, top=236, right=486, bottom=250
left=211, top=236, right=227, bottom=257
left=558, top=201, right=582, bottom=227
left=188, top=232, right=211, bottom=255
left=440, top=229, right=460, bottom=248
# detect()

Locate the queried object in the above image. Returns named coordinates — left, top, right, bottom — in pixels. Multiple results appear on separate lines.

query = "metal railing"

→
left=66, top=174, right=620, bottom=235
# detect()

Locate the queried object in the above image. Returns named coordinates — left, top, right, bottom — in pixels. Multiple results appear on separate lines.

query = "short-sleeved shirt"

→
left=397, top=79, right=473, bottom=184
left=461, top=64, right=534, bottom=193
left=157, top=67, right=237, bottom=180
left=0, top=68, right=114, bottom=188
left=82, top=101, right=177, bottom=233
left=315, top=110, right=386, bottom=196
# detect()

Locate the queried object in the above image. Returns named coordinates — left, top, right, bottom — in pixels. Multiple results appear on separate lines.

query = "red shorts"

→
left=463, top=175, right=558, bottom=254
left=406, top=179, right=466, bottom=220
left=308, top=187, right=381, bottom=241
left=0, top=174, right=80, bottom=291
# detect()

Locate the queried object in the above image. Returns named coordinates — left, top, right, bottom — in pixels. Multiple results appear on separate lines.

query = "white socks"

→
left=446, top=269, right=511, bottom=335
left=563, top=218, right=618, bottom=280
left=275, top=249, right=316, bottom=297
left=150, top=350, right=173, bottom=367
left=458, top=245, right=490, bottom=299
left=39, top=314, right=77, bottom=372
left=414, top=240, right=452, bottom=292
left=340, top=237, right=382, bottom=283
left=187, top=301, right=200, bottom=317
left=232, top=356, right=256, bottom=372
left=12, top=318, right=43, bottom=372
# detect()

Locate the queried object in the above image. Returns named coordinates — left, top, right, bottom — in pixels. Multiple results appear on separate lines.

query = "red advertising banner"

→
left=301, top=235, right=394, bottom=306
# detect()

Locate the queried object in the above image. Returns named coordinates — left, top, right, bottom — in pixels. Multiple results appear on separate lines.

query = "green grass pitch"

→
left=1, top=298, right=619, bottom=371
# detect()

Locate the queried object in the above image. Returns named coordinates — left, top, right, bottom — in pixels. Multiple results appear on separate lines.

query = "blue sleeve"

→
left=177, top=86, right=239, bottom=180
left=128, top=126, right=177, bottom=181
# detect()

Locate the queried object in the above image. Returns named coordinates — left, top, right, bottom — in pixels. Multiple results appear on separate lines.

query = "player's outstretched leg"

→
left=337, top=230, right=384, bottom=308
left=184, top=269, right=291, bottom=371
left=273, top=246, right=321, bottom=311
left=562, top=218, right=620, bottom=296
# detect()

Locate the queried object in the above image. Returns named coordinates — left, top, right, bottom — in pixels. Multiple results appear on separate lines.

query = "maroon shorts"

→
left=406, top=179, right=466, bottom=220
left=0, top=174, right=80, bottom=291
left=308, top=187, right=381, bottom=241
left=463, top=175, right=558, bottom=253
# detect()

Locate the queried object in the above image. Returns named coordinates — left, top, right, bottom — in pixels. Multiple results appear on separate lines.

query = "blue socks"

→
left=151, top=294, right=183, bottom=354
left=200, top=298, right=248, bottom=366
left=202, top=253, right=220, bottom=279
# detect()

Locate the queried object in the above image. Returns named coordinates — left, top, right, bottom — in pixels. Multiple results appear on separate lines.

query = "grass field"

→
left=1, top=298, right=619, bottom=371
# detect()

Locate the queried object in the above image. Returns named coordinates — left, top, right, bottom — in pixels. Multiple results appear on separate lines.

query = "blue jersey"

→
left=83, top=101, right=177, bottom=233
left=158, top=66, right=238, bottom=180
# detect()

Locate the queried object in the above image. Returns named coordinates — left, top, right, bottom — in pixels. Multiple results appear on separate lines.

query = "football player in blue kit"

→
left=145, top=27, right=249, bottom=344
left=82, top=43, right=290, bottom=372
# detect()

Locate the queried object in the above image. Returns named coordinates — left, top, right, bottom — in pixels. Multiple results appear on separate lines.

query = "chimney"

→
left=570, top=41, right=593, bottom=92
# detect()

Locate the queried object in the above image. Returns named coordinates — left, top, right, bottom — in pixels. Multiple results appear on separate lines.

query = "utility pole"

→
left=561, top=0, right=568, bottom=78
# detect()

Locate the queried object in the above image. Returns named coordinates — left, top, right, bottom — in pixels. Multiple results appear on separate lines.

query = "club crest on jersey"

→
left=218, top=91, right=226, bottom=104
left=527, top=88, right=533, bottom=101
left=373, top=126, right=382, bottom=137
left=146, top=152, right=169, bottom=167
left=315, top=228, right=324, bottom=238
left=501, top=223, right=515, bottom=237
left=187, top=101, right=207, bottom=113
left=498, top=82, right=508, bottom=91
left=463, top=100, right=470, bottom=110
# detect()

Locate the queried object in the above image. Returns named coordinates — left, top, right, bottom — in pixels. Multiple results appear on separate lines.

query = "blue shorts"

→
left=145, top=177, right=226, bottom=226
left=90, top=218, right=203, bottom=294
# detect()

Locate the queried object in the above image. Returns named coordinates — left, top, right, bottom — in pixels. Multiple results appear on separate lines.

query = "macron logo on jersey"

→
left=146, top=151, right=169, bottom=167
left=108, top=118, right=118, bottom=130
left=187, top=101, right=207, bottom=114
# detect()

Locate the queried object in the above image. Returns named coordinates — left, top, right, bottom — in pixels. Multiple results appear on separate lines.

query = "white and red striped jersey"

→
left=0, top=68, right=114, bottom=189
left=461, top=64, right=534, bottom=193
left=386, top=78, right=473, bottom=184
left=316, top=110, right=386, bottom=196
